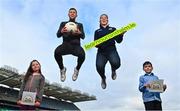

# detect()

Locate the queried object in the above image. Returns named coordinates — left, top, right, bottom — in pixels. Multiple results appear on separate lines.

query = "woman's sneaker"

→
left=60, top=67, right=66, bottom=82
left=101, top=78, right=107, bottom=89
left=112, top=71, right=117, bottom=80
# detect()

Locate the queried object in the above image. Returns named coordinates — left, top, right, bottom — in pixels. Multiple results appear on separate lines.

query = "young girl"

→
left=17, top=60, right=45, bottom=109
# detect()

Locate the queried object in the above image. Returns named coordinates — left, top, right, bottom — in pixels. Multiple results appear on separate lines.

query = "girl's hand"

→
left=35, top=101, right=40, bottom=107
left=17, top=100, right=22, bottom=105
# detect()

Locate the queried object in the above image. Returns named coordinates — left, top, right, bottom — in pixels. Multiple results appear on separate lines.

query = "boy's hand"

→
left=35, top=101, right=40, bottom=107
left=144, top=84, right=151, bottom=88
left=61, top=27, right=68, bottom=33
left=17, top=100, right=22, bottom=105
left=163, top=84, right=167, bottom=91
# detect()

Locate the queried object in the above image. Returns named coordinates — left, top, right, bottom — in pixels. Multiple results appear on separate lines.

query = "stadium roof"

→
left=0, top=65, right=96, bottom=103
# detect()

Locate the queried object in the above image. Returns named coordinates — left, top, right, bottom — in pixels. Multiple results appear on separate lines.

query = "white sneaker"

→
left=112, top=71, right=117, bottom=80
left=60, top=67, right=66, bottom=82
left=72, top=68, right=79, bottom=81
left=101, top=78, right=107, bottom=89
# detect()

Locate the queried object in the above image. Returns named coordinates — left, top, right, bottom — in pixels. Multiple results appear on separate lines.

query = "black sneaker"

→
left=101, top=78, right=107, bottom=89
left=112, top=71, right=117, bottom=80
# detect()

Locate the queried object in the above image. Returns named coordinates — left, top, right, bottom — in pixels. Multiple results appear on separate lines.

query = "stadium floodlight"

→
left=52, top=82, right=62, bottom=88
left=2, top=65, right=18, bottom=74
left=63, top=86, right=72, bottom=91
left=73, top=90, right=81, bottom=94
left=82, top=92, right=89, bottom=97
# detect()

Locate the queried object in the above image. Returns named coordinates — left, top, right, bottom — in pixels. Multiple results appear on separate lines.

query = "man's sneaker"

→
left=101, top=78, right=107, bottom=89
left=112, top=71, right=117, bottom=80
left=72, top=68, right=79, bottom=81
left=60, top=67, right=66, bottom=82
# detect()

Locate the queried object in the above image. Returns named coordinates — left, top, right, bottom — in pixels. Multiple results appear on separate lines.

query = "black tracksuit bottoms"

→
left=54, top=42, right=85, bottom=70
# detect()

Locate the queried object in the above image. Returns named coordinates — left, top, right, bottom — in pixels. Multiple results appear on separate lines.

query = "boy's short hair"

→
left=69, top=8, right=77, bottom=13
left=143, top=61, right=152, bottom=68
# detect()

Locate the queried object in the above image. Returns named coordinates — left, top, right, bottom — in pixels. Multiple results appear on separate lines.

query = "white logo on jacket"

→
left=109, top=27, right=113, bottom=30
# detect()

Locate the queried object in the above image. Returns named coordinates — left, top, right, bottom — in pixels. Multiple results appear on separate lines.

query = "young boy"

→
left=54, top=8, right=85, bottom=82
left=94, top=14, right=126, bottom=89
left=139, top=61, right=167, bottom=111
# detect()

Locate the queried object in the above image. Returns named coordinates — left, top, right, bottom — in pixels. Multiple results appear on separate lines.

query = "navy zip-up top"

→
left=94, top=25, right=124, bottom=52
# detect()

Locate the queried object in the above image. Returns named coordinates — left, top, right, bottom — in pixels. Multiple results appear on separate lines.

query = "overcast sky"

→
left=0, top=0, right=180, bottom=110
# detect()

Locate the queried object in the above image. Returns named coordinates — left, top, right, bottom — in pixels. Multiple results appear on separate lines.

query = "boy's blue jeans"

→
left=96, top=49, right=121, bottom=79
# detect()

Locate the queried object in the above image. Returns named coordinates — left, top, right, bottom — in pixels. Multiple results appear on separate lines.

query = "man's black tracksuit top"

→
left=57, top=20, right=85, bottom=45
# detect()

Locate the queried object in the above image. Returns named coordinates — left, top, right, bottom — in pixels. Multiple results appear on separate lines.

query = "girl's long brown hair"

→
left=24, top=60, right=42, bottom=83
